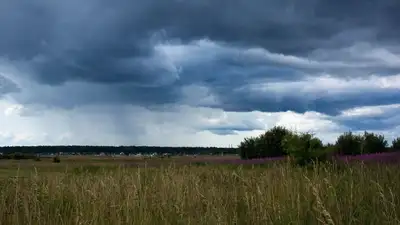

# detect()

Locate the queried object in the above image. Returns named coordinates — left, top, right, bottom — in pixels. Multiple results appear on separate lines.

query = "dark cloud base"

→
left=2, top=0, right=400, bottom=136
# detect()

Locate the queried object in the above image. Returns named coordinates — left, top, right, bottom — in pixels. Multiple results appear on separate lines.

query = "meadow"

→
left=0, top=154, right=399, bottom=225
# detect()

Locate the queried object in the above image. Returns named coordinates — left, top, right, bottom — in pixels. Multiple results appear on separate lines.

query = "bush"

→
left=0, top=153, right=37, bottom=160
left=257, top=126, right=292, bottom=157
left=238, top=126, right=292, bottom=159
left=239, top=128, right=391, bottom=162
left=392, top=137, right=400, bottom=150
left=282, top=132, right=329, bottom=167
left=238, top=137, right=259, bottom=159
left=324, top=143, right=335, bottom=148
left=335, top=131, right=389, bottom=155
left=53, top=156, right=61, bottom=163
left=335, top=132, right=364, bottom=155
left=361, top=131, right=388, bottom=154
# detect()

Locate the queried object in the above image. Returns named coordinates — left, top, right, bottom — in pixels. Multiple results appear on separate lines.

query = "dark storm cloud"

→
left=2, top=0, right=400, bottom=119
left=0, top=74, right=20, bottom=96
left=334, top=106, right=400, bottom=131
left=2, top=0, right=399, bottom=76
left=12, top=81, right=182, bottom=110
left=213, top=88, right=400, bottom=116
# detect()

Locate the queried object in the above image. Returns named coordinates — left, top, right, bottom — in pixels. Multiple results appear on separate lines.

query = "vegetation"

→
left=282, top=132, right=329, bottom=166
left=237, top=137, right=259, bottom=159
left=0, top=152, right=38, bottom=160
left=392, top=137, right=400, bottom=150
left=335, top=131, right=388, bottom=155
left=0, top=145, right=236, bottom=155
left=52, top=156, right=61, bottom=163
left=238, top=126, right=291, bottom=159
left=335, top=131, right=364, bottom=155
left=362, top=131, right=388, bottom=153
left=0, top=158, right=399, bottom=225
left=0, top=128, right=400, bottom=224
left=238, top=127, right=399, bottom=166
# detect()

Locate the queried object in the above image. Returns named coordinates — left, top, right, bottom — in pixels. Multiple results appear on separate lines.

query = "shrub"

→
left=335, top=131, right=389, bottom=155
left=324, top=143, right=335, bottom=148
left=335, top=131, right=364, bottom=155
left=238, top=137, right=259, bottom=159
left=257, top=126, right=292, bottom=157
left=238, top=126, right=292, bottom=159
left=53, top=156, right=61, bottom=163
left=361, top=131, right=388, bottom=154
left=282, top=132, right=329, bottom=167
left=0, top=153, right=38, bottom=160
left=12, top=153, right=26, bottom=160
left=392, top=137, right=400, bottom=150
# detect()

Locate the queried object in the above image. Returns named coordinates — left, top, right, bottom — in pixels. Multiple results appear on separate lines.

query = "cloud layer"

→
left=1, top=0, right=400, bottom=146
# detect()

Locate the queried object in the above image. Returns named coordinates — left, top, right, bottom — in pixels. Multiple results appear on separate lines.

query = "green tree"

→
left=257, top=126, right=292, bottom=157
left=282, top=132, right=328, bottom=166
left=335, top=131, right=364, bottom=155
left=238, top=137, right=259, bottom=159
left=238, top=126, right=292, bottom=159
left=391, top=137, right=400, bottom=150
left=361, top=131, right=388, bottom=154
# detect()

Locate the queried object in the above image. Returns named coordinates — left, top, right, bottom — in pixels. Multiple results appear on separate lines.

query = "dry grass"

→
left=0, top=158, right=399, bottom=225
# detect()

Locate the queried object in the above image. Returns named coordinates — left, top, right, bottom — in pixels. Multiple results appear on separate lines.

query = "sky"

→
left=1, top=0, right=400, bottom=147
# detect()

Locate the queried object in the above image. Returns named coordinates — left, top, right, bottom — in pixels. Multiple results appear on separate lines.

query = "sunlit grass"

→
left=0, top=160, right=399, bottom=225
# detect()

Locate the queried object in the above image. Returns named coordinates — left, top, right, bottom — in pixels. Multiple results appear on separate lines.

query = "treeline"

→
left=0, top=145, right=237, bottom=155
left=238, top=126, right=400, bottom=166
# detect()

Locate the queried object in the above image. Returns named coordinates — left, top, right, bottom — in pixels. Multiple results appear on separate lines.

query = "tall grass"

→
left=0, top=162, right=399, bottom=225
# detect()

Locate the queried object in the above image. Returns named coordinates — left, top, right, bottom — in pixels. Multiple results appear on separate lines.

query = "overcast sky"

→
left=1, top=0, right=400, bottom=146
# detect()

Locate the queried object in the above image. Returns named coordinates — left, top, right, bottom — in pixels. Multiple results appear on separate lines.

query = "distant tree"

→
left=335, top=131, right=364, bottom=155
left=391, top=137, right=400, bottom=150
left=335, top=131, right=389, bottom=155
left=361, top=131, right=388, bottom=154
left=0, top=145, right=237, bottom=156
left=324, top=143, right=335, bottom=148
left=238, top=137, right=259, bottom=159
left=282, top=132, right=329, bottom=166
left=257, top=126, right=293, bottom=157
left=238, top=126, right=293, bottom=159
left=238, top=126, right=297, bottom=159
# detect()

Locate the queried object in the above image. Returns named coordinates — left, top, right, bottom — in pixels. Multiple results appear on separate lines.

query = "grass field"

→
left=0, top=155, right=399, bottom=225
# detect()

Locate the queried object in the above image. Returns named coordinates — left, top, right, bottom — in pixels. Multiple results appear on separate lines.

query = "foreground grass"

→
left=0, top=161, right=399, bottom=225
